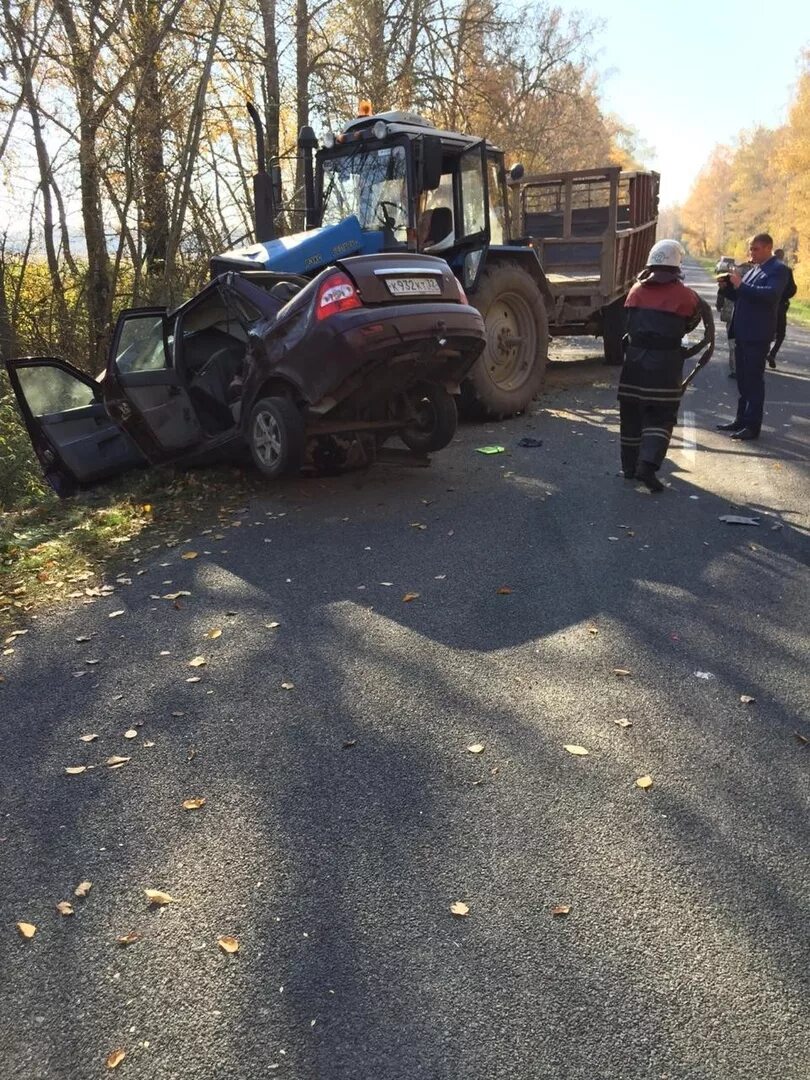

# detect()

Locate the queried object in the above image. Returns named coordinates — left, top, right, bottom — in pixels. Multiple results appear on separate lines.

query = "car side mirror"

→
left=509, top=163, right=525, bottom=182
left=420, top=135, right=443, bottom=191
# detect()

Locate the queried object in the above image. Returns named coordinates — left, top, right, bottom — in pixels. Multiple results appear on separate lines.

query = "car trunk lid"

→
left=335, top=253, right=461, bottom=306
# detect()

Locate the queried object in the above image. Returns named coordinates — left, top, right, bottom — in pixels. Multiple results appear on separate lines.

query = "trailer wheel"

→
left=464, top=262, right=549, bottom=419
left=248, top=396, right=305, bottom=478
left=602, top=296, right=627, bottom=366
left=400, top=384, right=458, bottom=454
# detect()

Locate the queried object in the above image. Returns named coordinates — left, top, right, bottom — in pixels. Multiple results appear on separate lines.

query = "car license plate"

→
left=386, top=276, right=442, bottom=297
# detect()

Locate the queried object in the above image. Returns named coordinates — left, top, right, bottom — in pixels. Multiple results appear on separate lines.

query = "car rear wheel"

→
left=400, top=384, right=458, bottom=454
left=248, top=396, right=305, bottom=478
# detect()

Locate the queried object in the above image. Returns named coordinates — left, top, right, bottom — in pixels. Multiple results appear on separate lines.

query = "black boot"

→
left=635, top=462, right=664, bottom=493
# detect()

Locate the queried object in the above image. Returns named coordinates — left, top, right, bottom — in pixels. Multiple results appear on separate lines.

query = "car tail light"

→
left=315, top=271, right=362, bottom=320
left=454, top=275, right=468, bottom=304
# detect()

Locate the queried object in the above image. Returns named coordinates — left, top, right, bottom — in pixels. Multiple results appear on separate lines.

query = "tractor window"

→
left=488, top=161, right=505, bottom=245
left=460, top=149, right=487, bottom=238
left=321, top=145, right=408, bottom=241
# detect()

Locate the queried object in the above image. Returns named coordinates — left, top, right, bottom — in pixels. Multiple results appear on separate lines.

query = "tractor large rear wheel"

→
left=464, top=263, right=549, bottom=419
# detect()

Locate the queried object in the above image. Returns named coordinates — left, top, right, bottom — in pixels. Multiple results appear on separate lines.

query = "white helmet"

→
left=646, top=239, right=684, bottom=268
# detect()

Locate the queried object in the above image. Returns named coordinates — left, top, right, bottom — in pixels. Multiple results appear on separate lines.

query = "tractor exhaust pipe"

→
left=298, top=125, right=318, bottom=230
left=248, top=102, right=281, bottom=243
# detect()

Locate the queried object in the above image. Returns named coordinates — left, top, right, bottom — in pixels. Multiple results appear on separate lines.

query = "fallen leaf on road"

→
left=475, top=445, right=505, bottom=454
left=56, top=901, right=74, bottom=916
left=450, top=901, right=469, bottom=917
left=204, top=628, right=222, bottom=640
left=217, top=935, right=240, bottom=953
left=105, top=756, right=130, bottom=768
left=467, top=743, right=485, bottom=754
left=74, top=881, right=92, bottom=897
left=613, top=718, right=633, bottom=728
left=145, top=889, right=177, bottom=905
left=264, top=621, right=280, bottom=629
left=281, top=681, right=294, bottom=690
left=64, top=766, right=87, bottom=775
left=186, top=676, right=201, bottom=683
left=636, top=775, right=653, bottom=790
left=182, top=797, right=206, bottom=810
left=614, top=668, right=631, bottom=677
left=496, top=586, right=512, bottom=595
left=551, top=905, right=571, bottom=916
left=564, top=745, right=589, bottom=756
left=587, top=626, right=599, bottom=635
left=188, top=656, right=206, bottom=668
left=17, top=921, right=36, bottom=939
left=117, top=931, right=140, bottom=945
left=740, top=695, right=756, bottom=704
left=342, top=739, right=357, bottom=749
left=105, top=1048, right=126, bottom=1070
left=718, top=515, right=760, bottom=526
left=694, top=671, right=715, bottom=680
left=163, top=591, right=191, bottom=601
left=143, top=740, right=155, bottom=748
left=181, top=551, right=198, bottom=559
left=402, top=592, right=420, bottom=602
left=75, top=635, right=93, bottom=643
left=108, top=610, right=125, bottom=619
left=123, top=729, right=138, bottom=740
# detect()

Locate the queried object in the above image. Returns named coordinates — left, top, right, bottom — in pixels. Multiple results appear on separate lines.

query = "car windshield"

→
left=321, top=145, right=408, bottom=240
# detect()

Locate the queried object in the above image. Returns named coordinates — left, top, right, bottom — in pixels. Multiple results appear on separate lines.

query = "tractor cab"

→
left=312, top=110, right=511, bottom=292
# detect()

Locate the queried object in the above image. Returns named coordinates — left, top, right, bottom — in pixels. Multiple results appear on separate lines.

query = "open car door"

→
left=103, top=308, right=204, bottom=462
left=4, top=357, right=145, bottom=497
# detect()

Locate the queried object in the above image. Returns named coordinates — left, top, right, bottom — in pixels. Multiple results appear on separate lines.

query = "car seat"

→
left=422, top=207, right=454, bottom=253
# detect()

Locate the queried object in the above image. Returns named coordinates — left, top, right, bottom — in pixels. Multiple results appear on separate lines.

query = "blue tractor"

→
left=213, top=107, right=555, bottom=419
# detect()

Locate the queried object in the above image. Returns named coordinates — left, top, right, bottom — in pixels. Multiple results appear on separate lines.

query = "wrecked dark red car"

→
left=5, top=253, right=486, bottom=496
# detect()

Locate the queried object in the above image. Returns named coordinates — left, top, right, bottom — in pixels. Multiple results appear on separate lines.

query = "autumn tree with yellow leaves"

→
left=682, top=49, right=810, bottom=301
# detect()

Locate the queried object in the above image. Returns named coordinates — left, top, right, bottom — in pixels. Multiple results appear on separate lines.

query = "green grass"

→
left=0, top=465, right=263, bottom=632
left=788, top=300, right=810, bottom=328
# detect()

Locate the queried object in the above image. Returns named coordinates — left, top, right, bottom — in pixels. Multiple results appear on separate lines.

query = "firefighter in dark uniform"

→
left=618, top=240, right=714, bottom=492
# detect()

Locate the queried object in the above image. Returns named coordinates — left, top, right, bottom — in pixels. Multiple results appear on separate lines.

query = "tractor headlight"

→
left=372, top=120, right=388, bottom=140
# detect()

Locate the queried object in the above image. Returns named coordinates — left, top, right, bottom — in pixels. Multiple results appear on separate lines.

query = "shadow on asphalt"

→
left=1, top=326, right=808, bottom=1077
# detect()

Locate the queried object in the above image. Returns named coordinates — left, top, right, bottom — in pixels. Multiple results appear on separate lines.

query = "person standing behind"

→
left=766, top=248, right=797, bottom=369
left=619, top=240, right=714, bottom=492
left=716, top=233, right=789, bottom=441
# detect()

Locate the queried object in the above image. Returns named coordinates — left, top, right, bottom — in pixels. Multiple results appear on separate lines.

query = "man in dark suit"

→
left=766, top=248, right=797, bottom=369
left=716, top=233, right=789, bottom=441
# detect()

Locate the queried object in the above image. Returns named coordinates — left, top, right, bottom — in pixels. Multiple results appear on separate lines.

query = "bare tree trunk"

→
left=51, top=0, right=113, bottom=365
left=163, top=0, right=227, bottom=297
left=293, top=0, right=310, bottom=232
left=0, top=236, right=18, bottom=361
left=259, top=0, right=280, bottom=165
left=132, top=0, right=170, bottom=286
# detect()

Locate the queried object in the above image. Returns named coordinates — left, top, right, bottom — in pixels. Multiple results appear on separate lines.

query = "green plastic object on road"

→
left=475, top=445, right=506, bottom=454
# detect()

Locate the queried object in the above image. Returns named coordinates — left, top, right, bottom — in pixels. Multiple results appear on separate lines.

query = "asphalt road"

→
left=1, top=262, right=808, bottom=1080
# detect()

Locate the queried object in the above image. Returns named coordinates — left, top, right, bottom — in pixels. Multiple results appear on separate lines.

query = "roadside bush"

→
left=0, top=372, right=51, bottom=510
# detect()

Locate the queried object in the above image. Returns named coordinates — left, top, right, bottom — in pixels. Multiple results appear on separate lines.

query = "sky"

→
left=572, top=0, right=809, bottom=206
